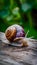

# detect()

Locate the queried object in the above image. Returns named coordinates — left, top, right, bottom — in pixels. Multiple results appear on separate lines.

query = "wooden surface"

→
left=0, top=32, right=37, bottom=65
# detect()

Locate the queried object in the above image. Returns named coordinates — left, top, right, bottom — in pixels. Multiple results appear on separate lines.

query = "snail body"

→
left=5, top=24, right=25, bottom=42
left=0, top=32, right=37, bottom=47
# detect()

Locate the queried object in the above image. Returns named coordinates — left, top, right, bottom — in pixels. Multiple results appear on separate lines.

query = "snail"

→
left=5, top=24, right=25, bottom=41
left=0, top=24, right=37, bottom=47
left=5, top=24, right=28, bottom=47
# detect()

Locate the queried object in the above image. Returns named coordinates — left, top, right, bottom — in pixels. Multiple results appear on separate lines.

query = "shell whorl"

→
left=5, top=26, right=16, bottom=42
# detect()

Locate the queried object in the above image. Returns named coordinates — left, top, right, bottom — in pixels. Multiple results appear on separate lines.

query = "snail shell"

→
left=5, top=24, right=25, bottom=42
left=5, top=27, right=16, bottom=42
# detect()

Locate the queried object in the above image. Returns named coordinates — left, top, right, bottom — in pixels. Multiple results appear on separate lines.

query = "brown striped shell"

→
left=5, top=27, right=16, bottom=42
left=5, top=24, right=25, bottom=42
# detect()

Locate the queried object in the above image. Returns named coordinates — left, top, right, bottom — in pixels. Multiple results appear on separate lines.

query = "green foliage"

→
left=0, top=0, right=37, bottom=39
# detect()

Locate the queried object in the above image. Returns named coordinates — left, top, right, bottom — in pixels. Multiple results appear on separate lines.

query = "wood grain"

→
left=0, top=32, right=37, bottom=65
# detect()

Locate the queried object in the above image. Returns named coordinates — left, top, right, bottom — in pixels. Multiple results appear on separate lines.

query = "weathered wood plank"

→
left=0, top=32, right=37, bottom=65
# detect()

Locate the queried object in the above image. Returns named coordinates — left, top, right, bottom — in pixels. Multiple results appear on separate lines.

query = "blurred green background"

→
left=0, top=0, right=37, bottom=39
